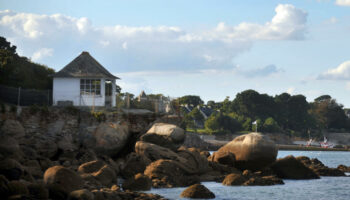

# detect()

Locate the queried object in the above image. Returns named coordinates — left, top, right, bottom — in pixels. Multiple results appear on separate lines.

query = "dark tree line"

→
left=0, top=36, right=55, bottom=90
left=179, top=89, right=350, bottom=136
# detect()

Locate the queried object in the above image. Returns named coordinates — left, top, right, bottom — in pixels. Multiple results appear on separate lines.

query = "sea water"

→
left=147, top=151, right=350, bottom=200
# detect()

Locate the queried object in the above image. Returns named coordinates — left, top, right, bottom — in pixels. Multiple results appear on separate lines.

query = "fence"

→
left=0, top=84, right=52, bottom=106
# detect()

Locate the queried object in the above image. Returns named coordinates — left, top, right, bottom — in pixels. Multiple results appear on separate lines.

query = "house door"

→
left=105, top=81, right=112, bottom=107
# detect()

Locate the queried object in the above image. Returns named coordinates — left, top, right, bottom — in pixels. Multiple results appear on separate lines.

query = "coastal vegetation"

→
left=177, top=91, right=350, bottom=138
left=0, top=36, right=55, bottom=90
left=1, top=35, right=349, bottom=139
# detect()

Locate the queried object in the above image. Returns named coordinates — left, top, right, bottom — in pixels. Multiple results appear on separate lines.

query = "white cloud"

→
left=243, top=64, right=283, bottom=77
left=207, top=4, right=308, bottom=41
left=122, top=41, right=128, bottom=50
left=335, top=0, right=350, bottom=6
left=318, top=60, right=350, bottom=80
left=0, top=5, right=307, bottom=72
left=31, top=48, right=53, bottom=61
left=324, top=17, right=338, bottom=24
left=346, top=82, right=350, bottom=91
left=287, top=87, right=295, bottom=95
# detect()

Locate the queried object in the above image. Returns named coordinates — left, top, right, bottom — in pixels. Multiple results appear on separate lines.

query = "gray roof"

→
left=53, top=51, right=119, bottom=79
left=139, top=90, right=147, bottom=98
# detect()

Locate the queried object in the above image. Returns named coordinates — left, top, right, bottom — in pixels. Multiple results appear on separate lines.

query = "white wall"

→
left=53, top=77, right=105, bottom=106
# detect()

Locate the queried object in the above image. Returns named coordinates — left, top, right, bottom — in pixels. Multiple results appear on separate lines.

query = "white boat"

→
left=320, top=136, right=333, bottom=148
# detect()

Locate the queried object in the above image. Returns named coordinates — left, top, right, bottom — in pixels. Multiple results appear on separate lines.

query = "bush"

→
left=205, top=113, right=241, bottom=133
left=262, top=117, right=281, bottom=133
left=91, top=111, right=106, bottom=122
left=65, top=105, right=79, bottom=115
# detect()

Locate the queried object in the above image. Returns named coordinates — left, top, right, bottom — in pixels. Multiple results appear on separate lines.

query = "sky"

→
left=1, top=0, right=350, bottom=107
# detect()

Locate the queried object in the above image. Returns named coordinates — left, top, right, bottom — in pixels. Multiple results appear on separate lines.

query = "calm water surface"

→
left=147, top=151, right=350, bottom=200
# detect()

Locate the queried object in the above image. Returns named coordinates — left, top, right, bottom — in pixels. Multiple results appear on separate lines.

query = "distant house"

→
left=137, top=90, right=148, bottom=102
left=52, top=51, right=119, bottom=107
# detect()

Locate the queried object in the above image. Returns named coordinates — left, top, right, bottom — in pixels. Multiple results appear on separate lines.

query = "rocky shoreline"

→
left=1, top=107, right=350, bottom=200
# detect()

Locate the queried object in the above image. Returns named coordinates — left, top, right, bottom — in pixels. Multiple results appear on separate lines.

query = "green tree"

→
left=205, top=113, right=241, bottom=133
left=310, top=96, right=348, bottom=130
left=0, top=36, right=55, bottom=89
left=189, top=107, right=204, bottom=121
left=232, top=90, right=276, bottom=119
left=177, top=95, right=204, bottom=107
left=287, top=95, right=311, bottom=131
left=263, top=117, right=281, bottom=133
left=242, top=117, right=252, bottom=131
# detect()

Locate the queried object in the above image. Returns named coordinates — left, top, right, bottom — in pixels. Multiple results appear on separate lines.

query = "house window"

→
left=80, top=79, right=101, bottom=95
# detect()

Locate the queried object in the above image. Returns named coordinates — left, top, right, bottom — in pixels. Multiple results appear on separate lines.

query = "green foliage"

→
left=310, top=97, right=348, bottom=131
left=91, top=111, right=106, bottom=122
left=65, top=105, right=79, bottom=115
left=0, top=36, right=55, bottom=89
left=189, top=108, right=204, bottom=121
left=177, top=95, right=204, bottom=107
left=205, top=113, right=241, bottom=133
left=29, top=104, right=49, bottom=115
left=232, top=90, right=276, bottom=119
left=314, top=95, right=331, bottom=103
left=242, top=117, right=252, bottom=131
left=262, top=117, right=281, bottom=133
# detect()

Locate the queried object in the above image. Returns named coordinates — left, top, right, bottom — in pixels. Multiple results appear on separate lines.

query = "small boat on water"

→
left=320, top=136, right=334, bottom=148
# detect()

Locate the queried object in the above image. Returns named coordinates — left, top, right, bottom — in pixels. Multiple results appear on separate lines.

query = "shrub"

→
left=91, top=111, right=106, bottom=122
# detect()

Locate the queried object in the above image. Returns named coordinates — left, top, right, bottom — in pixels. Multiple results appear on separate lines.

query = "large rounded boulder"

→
left=0, top=120, right=25, bottom=139
left=85, top=122, right=129, bottom=157
left=0, top=158, right=23, bottom=180
left=144, top=159, right=199, bottom=188
left=222, top=173, right=247, bottom=186
left=180, top=184, right=215, bottom=199
left=122, top=173, right=152, bottom=191
left=216, top=132, right=277, bottom=171
left=120, top=153, right=151, bottom=178
left=135, top=141, right=186, bottom=163
left=270, top=155, right=319, bottom=179
left=140, top=123, right=185, bottom=151
left=44, top=166, right=83, bottom=194
left=78, top=160, right=117, bottom=187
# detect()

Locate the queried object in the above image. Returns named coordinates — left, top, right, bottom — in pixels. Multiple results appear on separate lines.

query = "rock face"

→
left=337, top=164, right=350, bottom=172
left=177, top=147, right=211, bottom=174
left=86, top=122, right=129, bottom=157
left=0, top=159, right=23, bottom=181
left=135, top=141, right=186, bottom=162
left=180, top=184, right=215, bottom=199
left=0, top=136, right=22, bottom=160
left=44, top=166, right=84, bottom=194
left=296, top=156, right=345, bottom=176
left=78, top=160, right=117, bottom=187
left=144, top=159, right=199, bottom=188
left=68, top=189, right=94, bottom=200
left=222, top=173, right=247, bottom=186
left=216, top=132, right=277, bottom=171
left=122, top=173, right=152, bottom=191
left=270, top=156, right=319, bottom=179
left=140, top=123, right=185, bottom=150
left=121, top=153, right=151, bottom=178
left=0, top=120, right=25, bottom=139
left=209, top=151, right=236, bottom=167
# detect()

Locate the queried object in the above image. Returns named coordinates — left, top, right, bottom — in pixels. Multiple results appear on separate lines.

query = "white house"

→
left=52, top=51, right=119, bottom=107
